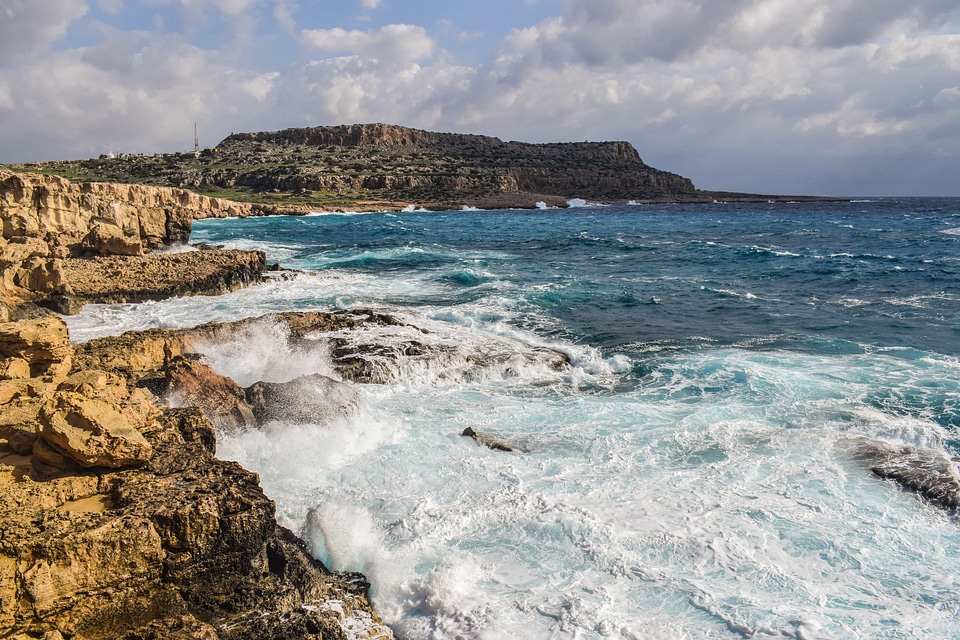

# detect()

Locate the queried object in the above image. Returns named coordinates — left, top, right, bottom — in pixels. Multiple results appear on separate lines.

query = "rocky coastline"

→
left=0, top=170, right=394, bottom=638
left=7, top=124, right=844, bottom=212
left=0, top=163, right=946, bottom=639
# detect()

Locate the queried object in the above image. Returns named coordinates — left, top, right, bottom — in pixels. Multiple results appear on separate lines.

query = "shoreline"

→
left=0, top=170, right=396, bottom=638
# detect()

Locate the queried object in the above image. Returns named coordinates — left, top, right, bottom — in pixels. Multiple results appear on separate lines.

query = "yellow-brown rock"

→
left=164, top=356, right=255, bottom=430
left=0, top=357, right=30, bottom=379
left=38, top=391, right=153, bottom=468
left=0, top=169, right=255, bottom=252
left=80, top=222, right=143, bottom=256
left=0, top=316, right=72, bottom=383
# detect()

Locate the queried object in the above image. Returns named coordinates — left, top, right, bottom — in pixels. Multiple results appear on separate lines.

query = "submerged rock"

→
left=845, top=436, right=960, bottom=514
left=462, top=426, right=520, bottom=453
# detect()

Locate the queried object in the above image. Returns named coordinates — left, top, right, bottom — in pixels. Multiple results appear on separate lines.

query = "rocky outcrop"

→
left=845, top=436, right=960, bottom=514
left=1, top=170, right=271, bottom=312
left=165, top=356, right=256, bottom=430
left=0, top=311, right=393, bottom=639
left=221, top=124, right=698, bottom=202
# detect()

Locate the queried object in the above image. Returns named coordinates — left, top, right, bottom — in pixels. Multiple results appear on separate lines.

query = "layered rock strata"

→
left=0, top=312, right=393, bottom=639
left=1, top=169, right=268, bottom=314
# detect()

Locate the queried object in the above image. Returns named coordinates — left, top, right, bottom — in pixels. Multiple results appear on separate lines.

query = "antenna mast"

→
left=194, top=123, right=200, bottom=158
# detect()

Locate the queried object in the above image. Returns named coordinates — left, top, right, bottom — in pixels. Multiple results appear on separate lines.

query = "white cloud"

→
left=301, top=24, right=436, bottom=69
left=0, top=0, right=959, bottom=194
left=273, top=0, right=297, bottom=32
left=360, top=0, right=381, bottom=8
left=0, top=0, right=89, bottom=60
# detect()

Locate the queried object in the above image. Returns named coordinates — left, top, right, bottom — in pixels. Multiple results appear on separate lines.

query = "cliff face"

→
left=220, top=124, right=696, bottom=202
left=0, top=169, right=254, bottom=250
left=0, top=170, right=266, bottom=313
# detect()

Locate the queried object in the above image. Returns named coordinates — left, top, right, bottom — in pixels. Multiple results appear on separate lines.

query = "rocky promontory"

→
left=7, top=123, right=839, bottom=211
left=0, top=169, right=269, bottom=315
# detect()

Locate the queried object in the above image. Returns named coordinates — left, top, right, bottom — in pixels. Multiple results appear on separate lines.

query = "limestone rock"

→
left=39, top=391, right=153, bottom=468
left=57, top=249, right=265, bottom=308
left=0, top=316, right=72, bottom=382
left=14, top=257, right=66, bottom=292
left=0, top=357, right=30, bottom=379
left=164, top=356, right=255, bottom=430
left=80, top=222, right=143, bottom=256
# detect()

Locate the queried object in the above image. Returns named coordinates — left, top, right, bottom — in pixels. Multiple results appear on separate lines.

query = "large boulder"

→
left=38, top=391, right=153, bottom=468
left=164, top=356, right=255, bottom=430
left=80, top=222, right=143, bottom=256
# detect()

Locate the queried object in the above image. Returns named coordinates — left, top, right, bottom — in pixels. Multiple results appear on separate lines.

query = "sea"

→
left=65, top=199, right=960, bottom=639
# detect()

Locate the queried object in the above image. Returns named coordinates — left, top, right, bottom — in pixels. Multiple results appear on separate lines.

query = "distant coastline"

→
left=4, top=123, right=845, bottom=213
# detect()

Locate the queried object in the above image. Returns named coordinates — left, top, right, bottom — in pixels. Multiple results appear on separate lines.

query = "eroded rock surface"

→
left=0, top=311, right=393, bottom=639
left=1, top=170, right=268, bottom=313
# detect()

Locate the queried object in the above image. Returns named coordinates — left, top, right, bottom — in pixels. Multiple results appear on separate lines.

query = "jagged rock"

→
left=0, top=316, right=72, bottom=383
left=2, top=399, right=391, bottom=639
left=245, top=373, right=363, bottom=425
left=14, top=257, right=67, bottom=292
left=81, top=222, right=143, bottom=256
left=845, top=436, right=960, bottom=513
left=38, top=391, right=153, bottom=468
left=164, top=356, right=255, bottom=430
left=462, top=426, right=519, bottom=452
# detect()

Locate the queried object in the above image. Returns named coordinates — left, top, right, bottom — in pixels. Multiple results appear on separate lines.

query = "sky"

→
left=1, top=0, right=959, bottom=196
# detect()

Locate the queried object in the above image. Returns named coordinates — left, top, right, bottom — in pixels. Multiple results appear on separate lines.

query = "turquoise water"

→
left=68, top=200, right=960, bottom=638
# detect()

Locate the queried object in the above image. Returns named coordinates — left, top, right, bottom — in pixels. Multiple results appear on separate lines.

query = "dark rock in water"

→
left=845, top=436, right=960, bottom=513
left=245, top=374, right=363, bottom=425
left=462, top=426, right=519, bottom=453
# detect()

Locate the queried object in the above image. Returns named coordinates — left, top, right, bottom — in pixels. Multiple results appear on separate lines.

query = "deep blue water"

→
left=193, top=199, right=960, bottom=354
left=69, top=199, right=960, bottom=639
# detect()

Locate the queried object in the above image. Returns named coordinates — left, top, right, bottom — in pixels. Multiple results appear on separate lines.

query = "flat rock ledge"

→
left=1, top=313, right=393, bottom=639
left=56, top=249, right=266, bottom=308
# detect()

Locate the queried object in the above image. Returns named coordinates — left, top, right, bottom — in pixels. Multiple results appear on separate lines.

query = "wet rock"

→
left=846, top=436, right=960, bottom=513
left=245, top=373, right=363, bottom=425
left=462, top=426, right=520, bottom=452
left=38, top=391, right=153, bottom=468
left=164, top=356, right=255, bottom=430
